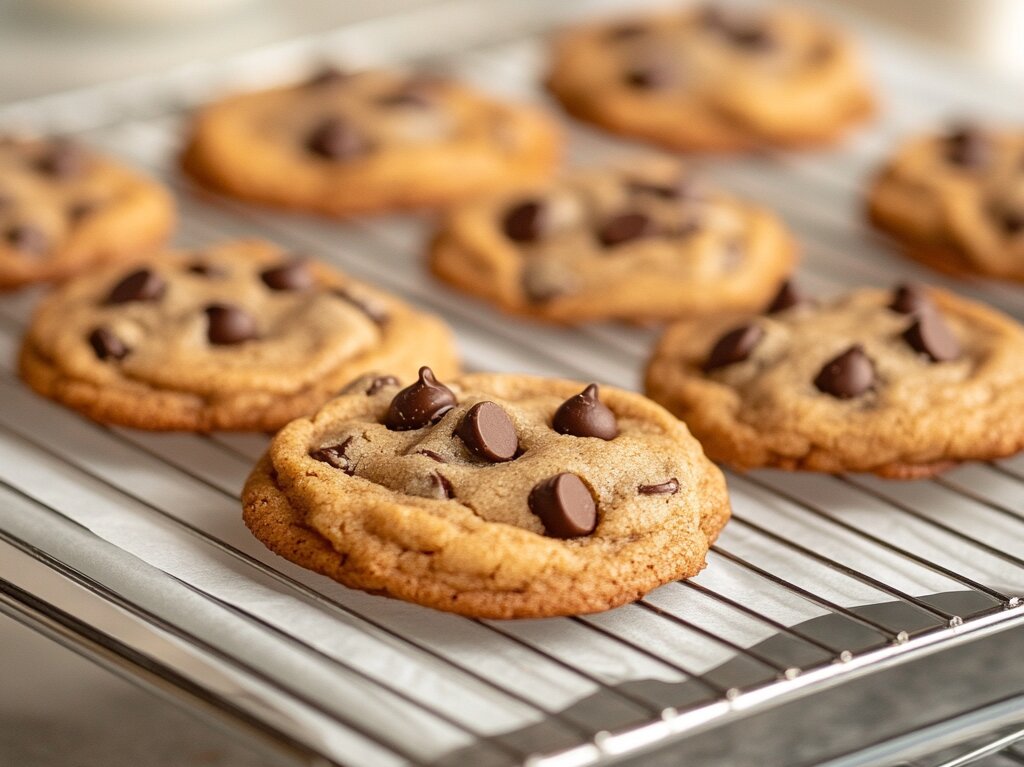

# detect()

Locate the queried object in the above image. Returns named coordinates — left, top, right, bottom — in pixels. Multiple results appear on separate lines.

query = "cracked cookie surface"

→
left=645, top=283, right=1024, bottom=477
left=243, top=370, right=730, bottom=618
left=545, top=4, right=873, bottom=152
left=429, top=157, right=796, bottom=323
left=182, top=68, right=561, bottom=216
left=0, top=136, right=174, bottom=290
left=19, top=239, right=458, bottom=431
left=868, top=125, right=1024, bottom=282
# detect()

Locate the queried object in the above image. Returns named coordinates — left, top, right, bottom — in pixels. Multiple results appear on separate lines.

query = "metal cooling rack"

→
left=2, top=1, right=1024, bottom=765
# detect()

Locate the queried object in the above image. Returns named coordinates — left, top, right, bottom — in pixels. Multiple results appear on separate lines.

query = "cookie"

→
left=645, top=282, right=1024, bottom=478
left=0, top=136, right=174, bottom=291
left=243, top=369, right=730, bottom=618
left=429, top=157, right=797, bottom=324
left=545, top=5, right=874, bottom=152
left=868, top=124, right=1024, bottom=282
left=19, top=239, right=459, bottom=432
left=182, top=68, right=562, bottom=216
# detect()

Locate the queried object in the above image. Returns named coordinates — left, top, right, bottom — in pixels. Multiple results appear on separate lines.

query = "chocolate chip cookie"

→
left=546, top=5, right=874, bottom=152
left=182, top=68, right=562, bottom=217
left=19, top=239, right=459, bottom=431
left=243, top=369, right=730, bottom=618
left=645, top=283, right=1024, bottom=478
left=429, top=157, right=797, bottom=323
left=0, top=136, right=174, bottom=290
left=868, top=125, right=1024, bottom=282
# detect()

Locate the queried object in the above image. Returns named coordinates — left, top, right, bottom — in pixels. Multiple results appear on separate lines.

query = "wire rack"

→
left=2, top=1, right=1024, bottom=765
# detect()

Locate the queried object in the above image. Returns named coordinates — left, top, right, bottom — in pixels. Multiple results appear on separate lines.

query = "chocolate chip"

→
left=306, top=118, right=369, bottom=159
left=88, top=327, right=128, bottom=361
left=366, top=375, right=400, bottom=395
left=306, top=67, right=349, bottom=87
left=552, top=384, right=618, bottom=440
left=68, top=200, right=98, bottom=222
left=430, top=472, right=455, bottom=499
left=945, top=126, right=989, bottom=168
left=903, top=312, right=961, bottom=362
left=597, top=212, right=655, bottom=247
left=35, top=140, right=84, bottom=178
left=205, top=304, right=258, bottom=345
left=385, top=366, right=457, bottom=431
left=187, top=261, right=226, bottom=278
left=502, top=200, right=547, bottom=243
left=638, top=478, right=679, bottom=495
left=704, top=324, right=764, bottom=371
left=5, top=224, right=47, bottom=254
left=606, top=23, right=647, bottom=40
left=310, top=437, right=354, bottom=474
left=765, top=280, right=803, bottom=313
left=528, top=474, right=597, bottom=539
left=260, top=259, right=315, bottom=291
left=701, top=8, right=774, bottom=50
left=624, top=64, right=673, bottom=90
left=334, top=288, right=389, bottom=325
left=890, top=283, right=931, bottom=315
left=814, top=345, right=875, bottom=399
left=106, top=268, right=166, bottom=304
left=416, top=449, right=447, bottom=463
left=997, top=208, right=1024, bottom=236
left=455, top=401, right=518, bottom=462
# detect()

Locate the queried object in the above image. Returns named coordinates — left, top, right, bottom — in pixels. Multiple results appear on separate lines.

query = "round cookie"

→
left=867, top=125, right=1024, bottom=282
left=0, top=136, right=174, bottom=291
left=182, top=68, right=562, bottom=216
left=645, top=283, right=1024, bottom=478
left=429, top=157, right=797, bottom=324
left=243, top=369, right=730, bottom=618
left=19, top=239, right=459, bottom=432
left=546, top=4, right=874, bottom=152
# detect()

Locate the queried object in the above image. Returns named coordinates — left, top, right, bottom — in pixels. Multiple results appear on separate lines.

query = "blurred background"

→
left=1, top=1, right=1022, bottom=765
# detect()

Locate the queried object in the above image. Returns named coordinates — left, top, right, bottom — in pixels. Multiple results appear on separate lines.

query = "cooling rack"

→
left=2, top=1, right=1024, bottom=765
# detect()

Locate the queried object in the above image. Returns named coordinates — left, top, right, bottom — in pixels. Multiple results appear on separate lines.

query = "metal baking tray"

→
left=2, top=1, right=1024, bottom=765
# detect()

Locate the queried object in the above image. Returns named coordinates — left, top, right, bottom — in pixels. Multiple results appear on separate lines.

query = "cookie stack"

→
left=7, top=2, right=1024, bottom=619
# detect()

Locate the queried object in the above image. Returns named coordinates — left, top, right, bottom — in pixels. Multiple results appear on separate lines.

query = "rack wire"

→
left=2, top=1, right=1024, bottom=765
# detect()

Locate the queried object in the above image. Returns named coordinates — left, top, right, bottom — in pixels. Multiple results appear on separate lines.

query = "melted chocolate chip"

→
left=205, top=304, right=258, bottom=345
left=903, top=312, right=961, bottom=362
left=260, top=260, right=315, bottom=291
left=187, top=261, right=226, bottom=278
left=638, top=478, right=679, bottom=495
left=106, top=268, right=166, bottom=305
left=334, top=288, right=389, bottom=325
left=502, top=200, right=547, bottom=243
left=385, top=366, right=456, bottom=431
left=528, top=474, right=597, bottom=539
left=606, top=22, right=648, bottom=41
left=552, top=384, right=618, bottom=440
left=624, top=64, right=673, bottom=90
left=765, top=280, right=803, bottom=314
left=890, top=283, right=931, bottom=315
left=67, top=200, right=98, bottom=223
left=366, top=375, right=400, bottom=395
left=704, top=324, right=764, bottom=371
left=416, top=449, right=447, bottom=463
left=5, top=224, right=47, bottom=254
left=945, top=126, right=989, bottom=169
left=598, top=212, right=656, bottom=247
left=306, top=118, right=369, bottom=159
left=455, top=401, right=518, bottom=462
left=431, top=472, right=455, bottom=499
left=310, top=437, right=354, bottom=474
left=997, top=208, right=1024, bottom=236
left=35, top=141, right=84, bottom=178
left=814, top=345, right=875, bottom=399
left=88, top=327, right=128, bottom=361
